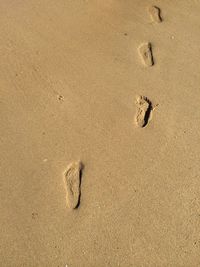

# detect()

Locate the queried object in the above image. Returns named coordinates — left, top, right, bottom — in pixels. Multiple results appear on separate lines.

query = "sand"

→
left=1, top=1, right=200, bottom=266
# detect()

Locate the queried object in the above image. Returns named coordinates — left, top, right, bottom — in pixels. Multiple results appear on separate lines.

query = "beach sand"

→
left=1, top=1, right=200, bottom=266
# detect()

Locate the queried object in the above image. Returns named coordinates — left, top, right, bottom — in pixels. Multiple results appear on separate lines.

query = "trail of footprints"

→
left=63, top=5, right=162, bottom=209
left=136, top=5, right=162, bottom=128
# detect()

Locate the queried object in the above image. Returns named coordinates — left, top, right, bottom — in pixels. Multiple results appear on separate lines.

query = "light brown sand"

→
left=1, top=1, right=200, bottom=266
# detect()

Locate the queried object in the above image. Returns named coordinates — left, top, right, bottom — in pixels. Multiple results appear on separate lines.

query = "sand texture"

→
left=1, top=1, right=200, bottom=266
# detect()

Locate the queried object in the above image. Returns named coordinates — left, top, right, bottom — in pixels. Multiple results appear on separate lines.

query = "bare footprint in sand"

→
left=138, top=43, right=154, bottom=67
left=135, top=96, right=153, bottom=128
left=64, top=161, right=83, bottom=209
left=149, top=6, right=162, bottom=23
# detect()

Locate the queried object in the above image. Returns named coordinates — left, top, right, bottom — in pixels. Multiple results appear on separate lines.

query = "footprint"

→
left=149, top=6, right=162, bottom=23
left=138, top=43, right=154, bottom=67
left=64, top=161, right=83, bottom=209
left=135, top=96, right=153, bottom=128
